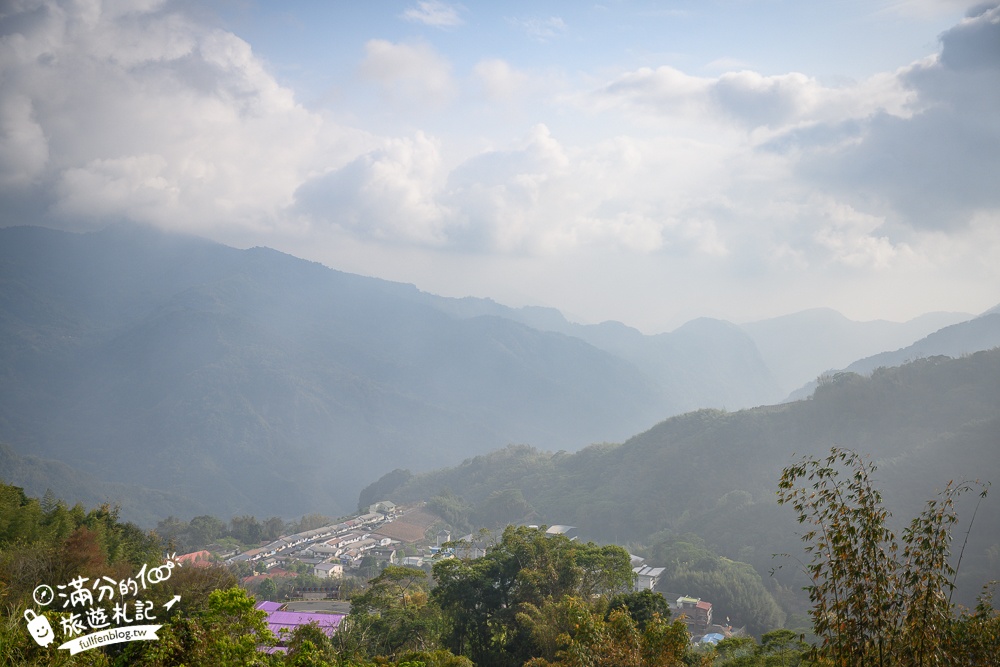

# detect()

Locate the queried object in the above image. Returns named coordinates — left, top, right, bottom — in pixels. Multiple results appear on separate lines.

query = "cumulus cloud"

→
left=799, top=2, right=1000, bottom=231
left=400, top=1, right=463, bottom=27
left=595, top=66, right=711, bottom=118
left=359, top=39, right=457, bottom=107
left=295, top=133, right=451, bottom=245
left=591, top=65, right=911, bottom=133
left=293, top=123, right=737, bottom=257
left=589, top=3, right=1000, bottom=237
left=0, top=0, right=368, bottom=232
left=445, top=126, right=736, bottom=256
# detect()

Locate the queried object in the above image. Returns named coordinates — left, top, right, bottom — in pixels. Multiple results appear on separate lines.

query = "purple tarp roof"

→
left=254, top=600, right=345, bottom=643
left=268, top=611, right=344, bottom=637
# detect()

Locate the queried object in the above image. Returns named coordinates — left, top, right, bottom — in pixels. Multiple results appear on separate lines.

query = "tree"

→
left=343, top=565, right=443, bottom=660
left=188, top=515, right=226, bottom=547
left=432, top=525, right=637, bottom=667
left=758, top=629, right=809, bottom=666
left=228, top=515, right=263, bottom=545
left=283, top=621, right=338, bottom=666
left=120, top=586, right=274, bottom=666
left=262, top=516, right=286, bottom=542
left=777, top=447, right=994, bottom=666
left=258, top=577, right=278, bottom=601
left=608, top=590, right=674, bottom=631
left=155, top=516, right=189, bottom=551
left=523, top=597, right=689, bottom=667
left=470, top=489, right=535, bottom=529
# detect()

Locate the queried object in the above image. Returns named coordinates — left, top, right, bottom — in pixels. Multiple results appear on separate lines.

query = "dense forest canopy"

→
left=2, top=479, right=997, bottom=666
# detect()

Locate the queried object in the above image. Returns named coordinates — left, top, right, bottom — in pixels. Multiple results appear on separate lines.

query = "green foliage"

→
left=523, top=596, right=690, bottom=667
left=649, top=533, right=784, bottom=636
left=257, top=577, right=278, bottom=601
left=426, top=492, right=472, bottom=534
left=0, top=482, right=161, bottom=608
left=609, top=590, right=674, bottom=631
left=469, top=488, right=535, bottom=529
left=337, top=565, right=446, bottom=661
left=0, top=482, right=257, bottom=666
left=431, top=525, right=636, bottom=667
left=664, top=554, right=785, bottom=637
left=777, top=447, right=997, bottom=666
left=152, top=511, right=342, bottom=554
left=119, top=586, right=275, bottom=666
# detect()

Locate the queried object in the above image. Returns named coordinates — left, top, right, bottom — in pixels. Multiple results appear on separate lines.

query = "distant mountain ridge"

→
left=418, top=295, right=976, bottom=409
left=786, top=312, right=1000, bottom=400
left=740, top=307, right=973, bottom=394
left=847, top=312, right=1000, bottom=372
left=0, top=225, right=669, bottom=521
left=0, top=224, right=994, bottom=524
left=423, top=293, right=786, bottom=413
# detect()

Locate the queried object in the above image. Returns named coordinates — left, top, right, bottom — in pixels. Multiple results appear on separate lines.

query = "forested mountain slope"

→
left=0, top=225, right=667, bottom=520
left=372, top=350, right=1000, bottom=606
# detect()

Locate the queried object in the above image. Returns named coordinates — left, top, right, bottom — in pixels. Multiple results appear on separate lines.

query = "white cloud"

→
left=0, top=0, right=997, bottom=331
left=400, top=1, right=463, bottom=27
left=0, top=0, right=369, bottom=233
left=798, top=3, right=1000, bottom=231
left=509, top=16, right=568, bottom=42
left=436, top=126, right=737, bottom=256
left=359, top=39, right=457, bottom=108
left=295, top=133, right=451, bottom=245
left=292, top=123, right=739, bottom=258
left=594, top=65, right=711, bottom=118
left=473, top=59, right=530, bottom=102
left=55, top=154, right=178, bottom=222
left=591, top=65, right=913, bottom=134
left=810, top=199, right=901, bottom=269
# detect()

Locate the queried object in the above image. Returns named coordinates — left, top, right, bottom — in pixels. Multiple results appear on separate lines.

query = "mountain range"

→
left=0, top=224, right=997, bottom=524
left=366, top=349, right=1000, bottom=608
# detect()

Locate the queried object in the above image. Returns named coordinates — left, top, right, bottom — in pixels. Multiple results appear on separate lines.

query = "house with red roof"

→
left=176, top=550, right=213, bottom=567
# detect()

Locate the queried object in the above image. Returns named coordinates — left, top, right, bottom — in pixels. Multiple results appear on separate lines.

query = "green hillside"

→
left=369, top=350, right=1000, bottom=608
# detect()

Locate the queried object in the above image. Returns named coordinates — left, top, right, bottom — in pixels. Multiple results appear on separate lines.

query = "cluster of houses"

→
left=224, top=502, right=403, bottom=577
left=208, top=510, right=734, bottom=647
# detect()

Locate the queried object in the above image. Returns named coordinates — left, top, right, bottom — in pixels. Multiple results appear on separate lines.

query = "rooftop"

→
left=255, top=601, right=345, bottom=640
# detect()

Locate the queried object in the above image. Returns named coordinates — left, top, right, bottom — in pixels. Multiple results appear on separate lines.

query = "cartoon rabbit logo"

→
left=24, top=609, right=55, bottom=647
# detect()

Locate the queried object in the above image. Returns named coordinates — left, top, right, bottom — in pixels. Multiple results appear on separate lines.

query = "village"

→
left=175, top=502, right=737, bottom=654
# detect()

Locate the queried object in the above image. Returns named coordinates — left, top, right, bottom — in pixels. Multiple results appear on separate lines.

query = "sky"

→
left=1, top=0, right=998, bottom=333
